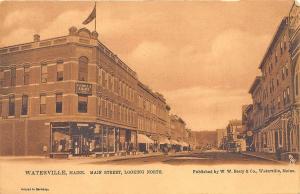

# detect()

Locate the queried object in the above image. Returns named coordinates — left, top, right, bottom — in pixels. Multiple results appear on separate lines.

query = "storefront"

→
left=170, top=139, right=181, bottom=152
left=159, top=136, right=171, bottom=152
left=137, top=133, right=154, bottom=153
left=50, top=122, right=137, bottom=156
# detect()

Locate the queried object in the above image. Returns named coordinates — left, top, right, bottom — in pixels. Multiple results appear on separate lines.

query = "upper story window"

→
left=56, top=93, right=63, bottom=113
left=282, top=67, right=285, bottom=80
left=8, top=94, right=15, bottom=116
left=78, top=94, right=88, bottom=113
left=275, top=52, right=278, bottom=63
left=24, top=66, right=30, bottom=85
left=287, top=87, right=290, bottom=103
left=108, top=73, right=112, bottom=90
left=41, top=63, right=48, bottom=83
left=57, top=60, right=64, bottom=81
left=283, top=90, right=287, bottom=105
left=97, top=68, right=102, bottom=86
left=78, top=56, right=88, bottom=81
left=285, top=63, right=289, bottom=77
left=21, top=95, right=28, bottom=115
left=97, top=97, right=101, bottom=116
left=296, top=74, right=299, bottom=96
left=10, top=67, right=16, bottom=87
left=40, top=94, right=46, bottom=114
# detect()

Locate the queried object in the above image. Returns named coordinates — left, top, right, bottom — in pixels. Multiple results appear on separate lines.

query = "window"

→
left=41, top=64, right=48, bottom=83
left=78, top=94, right=88, bottom=113
left=78, top=56, right=88, bottom=81
left=283, top=91, right=286, bottom=105
left=24, top=66, right=30, bottom=85
left=296, top=74, right=299, bottom=96
left=11, top=67, right=16, bottom=86
left=102, top=70, right=107, bottom=88
left=0, top=71, right=4, bottom=88
left=40, top=94, right=46, bottom=114
left=56, top=93, right=63, bottom=113
left=9, top=95, right=15, bottom=116
left=21, top=95, right=28, bottom=115
left=277, top=96, right=281, bottom=109
left=108, top=74, right=112, bottom=90
left=97, top=97, right=101, bottom=116
left=287, top=87, right=290, bottom=103
left=285, top=64, right=289, bottom=77
left=57, top=60, right=64, bottom=81
left=282, top=67, right=285, bottom=80
left=97, top=68, right=102, bottom=86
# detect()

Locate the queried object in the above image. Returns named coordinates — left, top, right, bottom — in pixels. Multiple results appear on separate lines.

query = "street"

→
left=89, top=151, right=280, bottom=165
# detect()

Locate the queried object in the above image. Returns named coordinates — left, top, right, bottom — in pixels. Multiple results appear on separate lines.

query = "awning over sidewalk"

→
left=179, top=141, right=189, bottom=147
left=137, top=134, right=154, bottom=144
left=261, top=117, right=282, bottom=133
left=170, top=139, right=180, bottom=145
left=159, top=137, right=170, bottom=144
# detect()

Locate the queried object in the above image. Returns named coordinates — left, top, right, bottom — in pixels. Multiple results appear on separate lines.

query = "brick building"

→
left=249, top=17, right=298, bottom=154
left=0, top=27, right=176, bottom=156
left=288, top=2, right=300, bottom=156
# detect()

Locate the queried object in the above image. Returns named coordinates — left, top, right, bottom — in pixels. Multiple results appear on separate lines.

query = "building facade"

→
left=288, top=2, right=300, bottom=156
left=249, top=15, right=300, bottom=157
left=0, top=27, right=187, bottom=156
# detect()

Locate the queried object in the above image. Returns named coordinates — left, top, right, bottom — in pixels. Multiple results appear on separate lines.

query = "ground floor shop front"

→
left=0, top=119, right=192, bottom=156
left=51, top=122, right=138, bottom=157
left=252, top=112, right=300, bottom=160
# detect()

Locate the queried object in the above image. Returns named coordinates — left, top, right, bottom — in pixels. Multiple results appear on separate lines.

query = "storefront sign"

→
left=76, top=83, right=92, bottom=95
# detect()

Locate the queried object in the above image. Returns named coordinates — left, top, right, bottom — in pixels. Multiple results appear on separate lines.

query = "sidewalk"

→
left=0, top=151, right=191, bottom=163
left=241, top=152, right=287, bottom=164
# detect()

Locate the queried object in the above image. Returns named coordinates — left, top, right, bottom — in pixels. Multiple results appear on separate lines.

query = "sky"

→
left=0, top=0, right=295, bottom=131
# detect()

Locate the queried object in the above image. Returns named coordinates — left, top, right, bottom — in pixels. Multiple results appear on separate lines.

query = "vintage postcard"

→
left=0, top=0, right=299, bottom=194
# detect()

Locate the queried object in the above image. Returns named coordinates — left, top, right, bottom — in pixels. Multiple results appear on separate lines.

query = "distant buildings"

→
left=191, top=131, right=217, bottom=150
left=216, top=128, right=226, bottom=149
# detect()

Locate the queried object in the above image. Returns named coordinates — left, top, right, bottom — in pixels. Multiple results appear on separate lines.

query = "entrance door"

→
left=72, top=135, right=82, bottom=155
left=275, top=131, right=279, bottom=150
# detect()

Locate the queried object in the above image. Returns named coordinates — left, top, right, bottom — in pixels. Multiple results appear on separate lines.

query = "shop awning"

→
left=170, top=139, right=180, bottom=145
left=261, top=117, right=282, bottom=133
left=159, top=137, right=170, bottom=144
left=179, top=141, right=189, bottom=147
left=137, top=134, right=154, bottom=144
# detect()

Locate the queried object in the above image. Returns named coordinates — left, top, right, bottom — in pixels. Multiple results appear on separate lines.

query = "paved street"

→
left=89, top=151, right=281, bottom=165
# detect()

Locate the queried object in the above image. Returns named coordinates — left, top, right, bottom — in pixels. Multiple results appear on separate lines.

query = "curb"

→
left=240, top=152, right=287, bottom=164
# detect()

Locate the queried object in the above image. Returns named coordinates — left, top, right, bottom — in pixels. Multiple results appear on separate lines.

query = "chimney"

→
left=33, top=34, right=40, bottom=42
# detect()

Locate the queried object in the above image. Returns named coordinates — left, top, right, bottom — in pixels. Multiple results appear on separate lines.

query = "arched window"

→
left=78, top=56, right=88, bottom=81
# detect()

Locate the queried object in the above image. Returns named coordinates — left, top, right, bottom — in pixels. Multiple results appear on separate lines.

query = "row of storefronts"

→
left=50, top=122, right=191, bottom=157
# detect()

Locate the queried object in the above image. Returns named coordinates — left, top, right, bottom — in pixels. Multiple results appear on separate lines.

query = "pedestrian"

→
left=43, top=145, right=48, bottom=158
left=276, top=146, right=282, bottom=161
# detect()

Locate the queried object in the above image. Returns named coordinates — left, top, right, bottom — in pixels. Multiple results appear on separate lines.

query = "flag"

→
left=82, top=4, right=96, bottom=25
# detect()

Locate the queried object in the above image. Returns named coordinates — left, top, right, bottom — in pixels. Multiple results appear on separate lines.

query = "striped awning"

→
left=137, top=134, right=154, bottom=144
left=170, top=139, right=180, bottom=145
left=261, top=117, right=282, bottom=133
left=179, top=141, right=189, bottom=147
left=159, top=137, right=170, bottom=144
